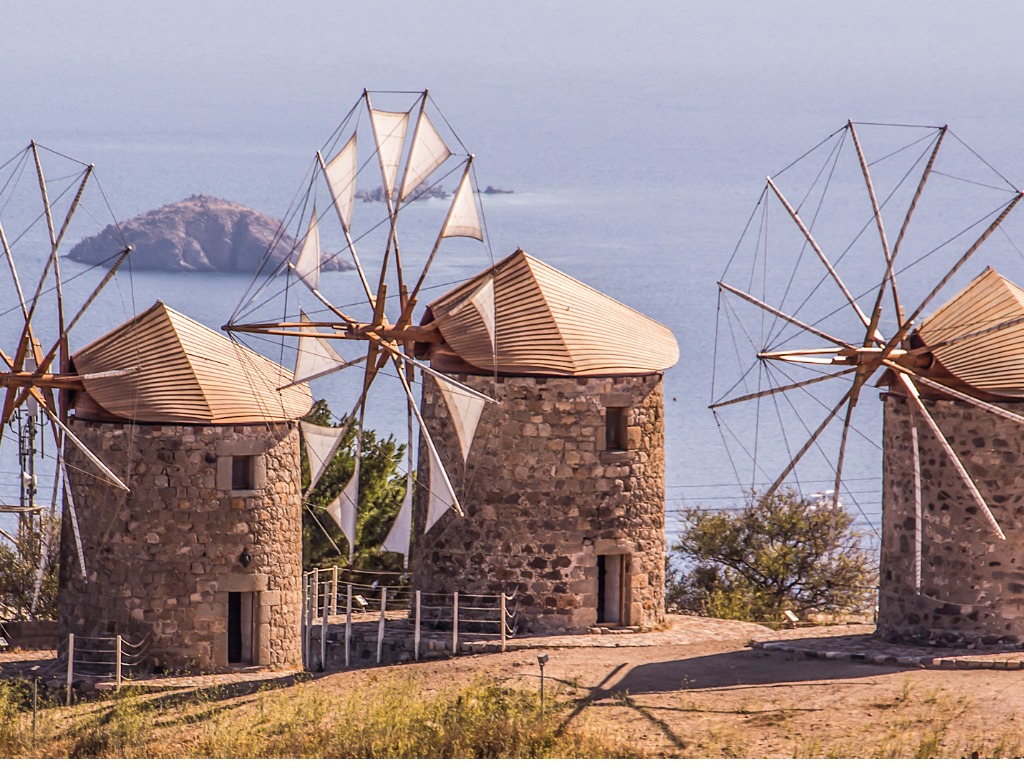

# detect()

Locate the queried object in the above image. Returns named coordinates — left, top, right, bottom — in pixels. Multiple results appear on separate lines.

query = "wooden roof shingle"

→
left=423, top=249, right=679, bottom=376
left=72, top=301, right=311, bottom=424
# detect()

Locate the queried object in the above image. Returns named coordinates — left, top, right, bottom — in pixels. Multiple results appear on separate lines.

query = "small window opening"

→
left=232, top=455, right=254, bottom=491
left=605, top=407, right=626, bottom=450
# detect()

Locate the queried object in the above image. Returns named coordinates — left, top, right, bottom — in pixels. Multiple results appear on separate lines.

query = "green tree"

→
left=0, top=511, right=60, bottom=620
left=669, top=489, right=876, bottom=624
left=300, top=400, right=409, bottom=576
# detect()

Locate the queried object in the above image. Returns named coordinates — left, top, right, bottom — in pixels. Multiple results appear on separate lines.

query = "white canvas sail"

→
left=370, top=109, right=410, bottom=201
left=426, top=447, right=457, bottom=532
left=292, top=208, right=321, bottom=291
left=300, top=420, right=346, bottom=495
left=469, top=276, right=496, bottom=351
left=60, top=456, right=87, bottom=578
left=436, top=376, right=487, bottom=462
left=293, top=312, right=346, bottom=386
left=381, top=474, right=413, bottom=562
left=327, top=460, right=358, bottom=557
left=440, top=165, right=482, bottom=241
left=324, top=134, right=358, bottom=231
left=399, top=112, right=451, bottom=202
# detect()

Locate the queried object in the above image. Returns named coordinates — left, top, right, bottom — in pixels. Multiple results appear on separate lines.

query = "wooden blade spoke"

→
left=883, top=360, right=1024, bottom=429
left=766, top=387, right=854, bottom=496
left=765, top=176, right=873, bottom=330
left=718, top=281, right=856, bottom=350
left=377, top=337, right=497, bottom=404
left=832, top=374, right=866, bottom=510
left=885, top=126, right=947, bottom=330
left=34, top=393, right=129, bottom=492
left=911, top=419, right=923, bottom=594
left=849, top=122, right=890, bottom=345
left=710, top=366, right=856, bottom=409
left=315, top=150, right=376, bottom=307
left=896, top=371, right=1005, bottom=540
left=389, top=354, right=464, bottom=517
left=885, top=192, right=1024, bottom=354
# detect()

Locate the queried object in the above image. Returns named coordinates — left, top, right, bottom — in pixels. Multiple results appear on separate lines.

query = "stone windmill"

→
left=0, top=142, right=131, bottom=616
left=711, top=121, right=1024, bottom=643
left=0, top=143, right=313, bottom=671
left=226, top=89, right=498, bottom=561
left=60, top=301, right=312, bottom=671
left=412, top=249, right=679, bottom=632
left=226, top=91, right=680, bottom=632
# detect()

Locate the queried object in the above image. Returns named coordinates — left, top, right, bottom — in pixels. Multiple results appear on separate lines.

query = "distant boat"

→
left=482, top=185, right=513, bottom=194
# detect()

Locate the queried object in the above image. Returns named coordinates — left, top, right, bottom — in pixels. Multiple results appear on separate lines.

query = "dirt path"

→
left=300, top=624, right=1024, bottom=758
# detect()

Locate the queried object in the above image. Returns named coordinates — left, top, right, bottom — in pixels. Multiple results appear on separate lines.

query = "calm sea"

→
left=6, top=1, right=1024, bottom=548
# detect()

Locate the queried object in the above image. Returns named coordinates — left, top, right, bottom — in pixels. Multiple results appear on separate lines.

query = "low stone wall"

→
left=59, top=421, right=303, bottom=672
left=413, top=373, right=666, bottom=634
left=880, top=394, right=1024, bottom=644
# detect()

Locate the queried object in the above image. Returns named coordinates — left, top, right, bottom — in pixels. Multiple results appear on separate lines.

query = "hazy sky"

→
left=6, top=1, right=1024, bottom=176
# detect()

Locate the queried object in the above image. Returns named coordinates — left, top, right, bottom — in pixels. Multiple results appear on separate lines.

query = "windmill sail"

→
left=426, top=446, right=457, bottom=532
left=370, top=109, right=410, bottom=201
left=292, top=312, right=347, bottom=386
left=400, top=112, right=451, bottom=202
left=326, top=462, right=358, bottom=557
left=440, top=165, right=482, bottom=240
left=436, top=376, right=487, bottom=462
left=324, top=135, right=358, bottom=231
left=292, top=208, right=321, bottom=291
left=300, top=420, right=346, bottom=495
left=381, top=474, right=413, bottom=562
left=469, top=275, right=496, bottom=351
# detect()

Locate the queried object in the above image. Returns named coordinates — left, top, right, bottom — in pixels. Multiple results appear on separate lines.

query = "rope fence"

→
left=300, top=569, right=518, bottom=670
left=54, top=632, right=151, bottom=704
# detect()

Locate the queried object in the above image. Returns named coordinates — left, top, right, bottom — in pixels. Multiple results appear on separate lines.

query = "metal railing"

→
left=301, top=569, right=518, bottom=670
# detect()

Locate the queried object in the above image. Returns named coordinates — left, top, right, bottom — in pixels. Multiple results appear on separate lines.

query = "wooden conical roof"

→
left=422, top=249, right=679, bottom=376
left=917, top=267, right=1024, bottom=398
left=72, top=301, right=311, bottom=424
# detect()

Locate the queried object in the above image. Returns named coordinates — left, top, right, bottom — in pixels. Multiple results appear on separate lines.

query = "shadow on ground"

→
left=608, top=645, right=898, bottom=695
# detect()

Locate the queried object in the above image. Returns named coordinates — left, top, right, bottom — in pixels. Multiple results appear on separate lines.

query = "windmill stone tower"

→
left=412, top=250, right=679, bottom=633
left=879, top=268, right=1024, bottom=644
left=58, top=301, right=311, bottom=671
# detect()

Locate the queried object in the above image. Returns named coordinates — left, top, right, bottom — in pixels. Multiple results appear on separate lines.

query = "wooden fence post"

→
left=305, top=573, right=314, bottom=668
left=452, top=591, right=459, bottom=656
left=115, top=635, right=123, bottom=689
left=331, top=565, right=339, bottom=616
left=312, top=568, right=319, bottom=612
left=66, top=633, right=75, bottom=706
left=345, top=583, right=353, bottom=668
left=321, top=581, right=329, bottom=672
left=414, top=590, right=421, bottom=662
left=500, top=594, right=507, bottom=652
left=376, top=586, right=387, bottom=664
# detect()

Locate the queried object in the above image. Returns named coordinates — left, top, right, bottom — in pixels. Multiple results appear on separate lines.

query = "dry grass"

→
left=0, top=674, right=639, bottom=759
left=4, top=658, right=1024, bottom=759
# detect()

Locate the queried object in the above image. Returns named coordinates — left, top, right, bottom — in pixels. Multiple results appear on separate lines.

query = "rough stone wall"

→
left=58, top=421, right=303, bottom=672
left=880, top=394, right=1024, bottom=644
left=412, top=373, right=666, bottom=634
